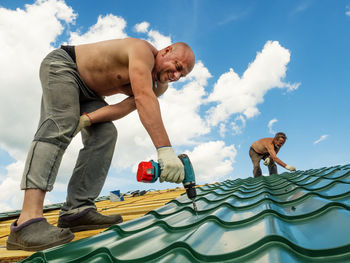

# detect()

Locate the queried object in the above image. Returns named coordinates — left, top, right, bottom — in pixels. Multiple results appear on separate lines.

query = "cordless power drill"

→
left=137, top=154, right=197, bottom=212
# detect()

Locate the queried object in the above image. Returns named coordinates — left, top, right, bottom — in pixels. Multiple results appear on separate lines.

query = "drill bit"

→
left=192, top=200, right=197, bottom=212
left=192, top=199, right=198, bottom=219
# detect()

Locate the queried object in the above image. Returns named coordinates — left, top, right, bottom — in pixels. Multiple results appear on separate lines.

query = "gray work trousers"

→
left=20, top=48, right=117, bottom=214
left=249, top=147, right=277, bottom=178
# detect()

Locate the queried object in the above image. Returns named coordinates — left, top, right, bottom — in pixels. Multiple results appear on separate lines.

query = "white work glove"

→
left=73, top=113, right=91, bottom=136
left=285, top=165, right=296, bottom=171
left=157, top=147, right=184, bottom=184
left=263, top=157, right=270, bottom=166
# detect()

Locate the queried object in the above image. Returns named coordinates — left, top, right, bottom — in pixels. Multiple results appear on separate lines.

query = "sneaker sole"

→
left=6, top=233, right=74, bottom=251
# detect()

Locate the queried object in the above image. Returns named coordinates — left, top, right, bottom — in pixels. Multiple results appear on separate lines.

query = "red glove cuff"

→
left=82, top=112, right=93, bottom=125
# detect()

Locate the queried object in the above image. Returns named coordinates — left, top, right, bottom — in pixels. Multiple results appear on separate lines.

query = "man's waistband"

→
left=60, top=45, right=76, bottom=63
left=250, top=147, right=269, bottom=157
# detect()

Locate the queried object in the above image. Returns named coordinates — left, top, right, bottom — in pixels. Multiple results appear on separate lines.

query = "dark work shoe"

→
left=6, top=218, right=74, bottom=251
left=57, top=208, right=123, bottom=232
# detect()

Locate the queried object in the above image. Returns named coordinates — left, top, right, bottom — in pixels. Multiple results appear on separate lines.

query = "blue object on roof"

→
left=110, top=190, right=124, bottom=202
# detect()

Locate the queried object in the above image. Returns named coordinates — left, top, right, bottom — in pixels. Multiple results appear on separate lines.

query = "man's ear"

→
left=162, top=45, right=172, bottom=56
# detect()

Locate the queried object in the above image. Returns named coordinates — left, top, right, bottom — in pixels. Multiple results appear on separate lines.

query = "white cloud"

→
left=160, top=62, right=212, bottom=146
left=69, top=14, right=128, bottom=44
left=268, top=118, right=278, bottom=134
left=314, top=135, right=328, bottom=145
left=0, top=0, right=77, bottom=159
left=146, top=30, right=172, bottom=50
left=346, top=6, right=350, bottom=16
left=219, top=123, right=227, bottom=138
left=231, top=115, right=246, bottom=135
left=180, top=60, right=212, bottom=86
left=0, top=161, right=24, bottom=212
left=185, top=141, right=237, bottom=183
left=161, top=85, right=209, bottom=145
left=290, top=2, right=311, bottom=17
left=206, top=41, right=300, bottom=126
left=218, top=8, right=251, bottom=26
left=133, top=20, right=172, bottom=50
left=134, top=21, right=149, bottom=33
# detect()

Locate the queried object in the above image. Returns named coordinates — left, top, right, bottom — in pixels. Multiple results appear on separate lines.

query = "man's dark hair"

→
left=274, top=132, right=287, bottom=141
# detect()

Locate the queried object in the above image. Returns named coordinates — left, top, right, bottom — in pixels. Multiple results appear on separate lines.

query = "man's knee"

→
left=253, top=165, right=262, bottom=178
left=34, top=115, right=79, bottom=148
left=269, top=163, right=278, bottom=175
left=34, top=118, right=59, bottom=140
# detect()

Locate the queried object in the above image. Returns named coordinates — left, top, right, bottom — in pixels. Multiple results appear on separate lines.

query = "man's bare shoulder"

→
left=76, top=38, right=156, bottom=57
left=259, top=137, right=274, bottom=144
left=252, top=137, right=273, bottom=147
left=251, top=137, right=274, bottom=154
left=122, top=39, right=158, bottom=71
left=124, top=38, right=157, bottom=57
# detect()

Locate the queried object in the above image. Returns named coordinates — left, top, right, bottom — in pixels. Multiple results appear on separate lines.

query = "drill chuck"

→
left=184, top=182, right=197, bottom=199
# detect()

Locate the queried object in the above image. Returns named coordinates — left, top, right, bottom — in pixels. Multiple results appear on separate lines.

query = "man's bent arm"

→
left=85, top=82, right=166, bottom=124
left=267, top=146, right=287, bottom=167
left=88, top=96, right=136, bottom=123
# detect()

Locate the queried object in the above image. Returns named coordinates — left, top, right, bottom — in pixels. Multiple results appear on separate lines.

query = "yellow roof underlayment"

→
left=0, top=188, right=185, bottom=263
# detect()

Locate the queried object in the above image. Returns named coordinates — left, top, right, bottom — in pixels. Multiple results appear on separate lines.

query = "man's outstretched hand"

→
left=285, top=165, right=296, bottom=171
left=157, top=147, right=184, bottom=184
left=73, top=113, right=92, bottom=136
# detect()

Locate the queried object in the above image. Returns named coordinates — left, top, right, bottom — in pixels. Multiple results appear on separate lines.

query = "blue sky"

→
left=0, top=0, right=349, bottom=212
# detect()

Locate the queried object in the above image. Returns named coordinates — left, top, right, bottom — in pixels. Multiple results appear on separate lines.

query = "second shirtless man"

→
left=249, top=132, right=296, bottom=178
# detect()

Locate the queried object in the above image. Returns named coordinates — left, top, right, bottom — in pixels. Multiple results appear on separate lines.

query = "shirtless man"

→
left=249, top=132, right=296, bottom=178
left=7, top=38, right=195, bottom=251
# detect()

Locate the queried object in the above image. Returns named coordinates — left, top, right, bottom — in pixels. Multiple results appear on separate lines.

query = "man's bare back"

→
left=251, top=138, right=276, bottom=155
left=75, top=38, right=157, bottom=97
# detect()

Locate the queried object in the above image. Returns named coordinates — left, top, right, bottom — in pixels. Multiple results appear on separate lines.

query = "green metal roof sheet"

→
left=22, top=164, right=350, bottom=262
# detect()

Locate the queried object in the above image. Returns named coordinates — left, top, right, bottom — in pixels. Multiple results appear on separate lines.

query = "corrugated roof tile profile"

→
left=21, top=164, right=350, bottom=262
left=0, top=189, right=185, bottom=262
